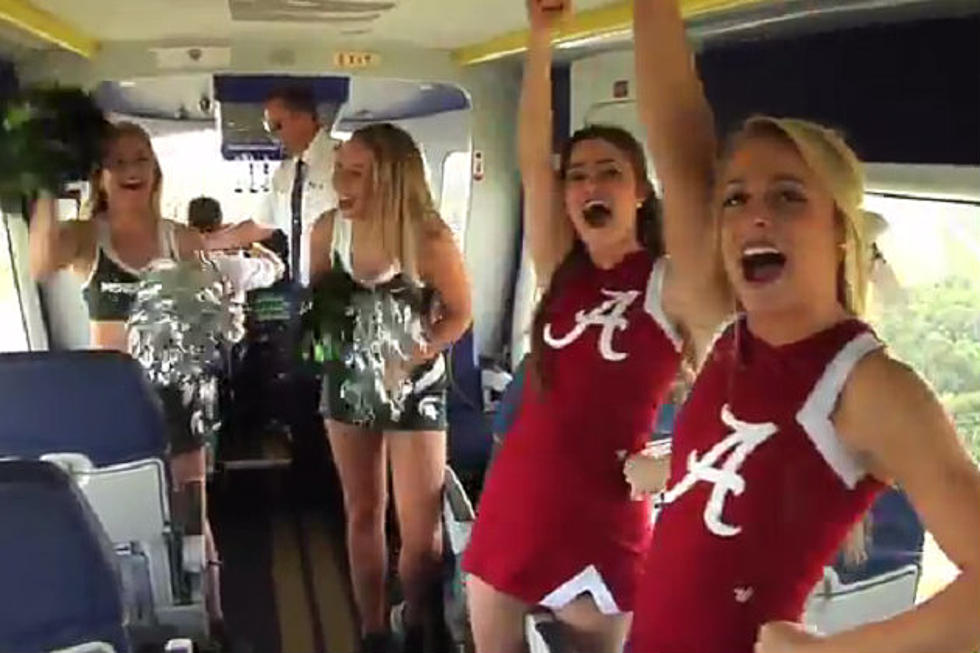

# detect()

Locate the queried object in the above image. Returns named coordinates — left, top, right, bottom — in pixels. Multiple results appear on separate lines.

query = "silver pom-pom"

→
left=339, top=288, right=427, bottom=426
left=126, top=257, right=246, bottom=448
left=127, top=256, right=245, bottom=385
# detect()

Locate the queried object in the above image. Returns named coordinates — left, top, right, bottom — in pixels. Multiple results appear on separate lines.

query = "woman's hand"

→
left=755, top=622, right=822, bottom=653
left=406, top=341, right=432, bottom=371
left=527, top=0, right=569, bottom=32
left=623, top=449, right=671, bottom=499
left=383, top=342, right=431, bottom=394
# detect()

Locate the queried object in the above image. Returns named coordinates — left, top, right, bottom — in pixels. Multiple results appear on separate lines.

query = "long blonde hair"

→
left=724, top=117, right=874, bottom=565
left=723, top=116, right=872, bottom=317
left=349, top=123, right=440, bottom=283
left=82, top=121, right=163, bottom=220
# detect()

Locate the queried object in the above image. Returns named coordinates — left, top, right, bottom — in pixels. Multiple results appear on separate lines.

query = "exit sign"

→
left=333, top=51, right=381, bottom=69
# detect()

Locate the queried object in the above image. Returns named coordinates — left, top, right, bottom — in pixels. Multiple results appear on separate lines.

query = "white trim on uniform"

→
left=538, top=564, right=622, bottom=615
left=413, top=354, right=446, bottom=393
left=796, top=331, right=883, bottom=489
left=643, top=257, right=683, bottom=353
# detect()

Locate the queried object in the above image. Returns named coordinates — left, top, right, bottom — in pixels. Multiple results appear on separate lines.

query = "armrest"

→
left=444, top=466, right=475, bottom=523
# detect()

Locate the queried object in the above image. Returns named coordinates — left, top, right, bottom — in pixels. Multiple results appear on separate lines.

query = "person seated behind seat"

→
left=187, top=195, right=286, bottom=296
left=188, top=196, right=223, bottom=234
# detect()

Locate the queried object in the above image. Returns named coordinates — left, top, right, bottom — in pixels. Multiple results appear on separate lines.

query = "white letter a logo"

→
left=661, top=405, right=777, bottom=537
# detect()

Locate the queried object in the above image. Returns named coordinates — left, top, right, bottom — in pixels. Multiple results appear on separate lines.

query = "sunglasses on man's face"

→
left=263, top=118, right=283, bottom=135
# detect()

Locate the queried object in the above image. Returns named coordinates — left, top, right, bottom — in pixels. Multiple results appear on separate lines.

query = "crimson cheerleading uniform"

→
left=463, top=250, right=682, bottom=613
left=629, top=318, right=885, bottom=652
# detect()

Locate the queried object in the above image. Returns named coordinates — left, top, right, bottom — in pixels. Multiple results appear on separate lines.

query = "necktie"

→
left=290, top=159, right=305, bottom=285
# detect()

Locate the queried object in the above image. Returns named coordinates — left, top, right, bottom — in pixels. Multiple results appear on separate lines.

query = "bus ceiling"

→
left=4, top=0, right=978, bottom=75
left=89, top=74, right=470, bottom=161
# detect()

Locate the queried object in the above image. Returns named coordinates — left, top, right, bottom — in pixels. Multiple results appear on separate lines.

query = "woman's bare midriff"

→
left=90, top=320, right=129, bottom=352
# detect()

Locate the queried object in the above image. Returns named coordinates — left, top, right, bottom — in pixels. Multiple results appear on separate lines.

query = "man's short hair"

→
left=188, top=196, right=223, bottom=233
left=265, top=84, right=318, bottom=121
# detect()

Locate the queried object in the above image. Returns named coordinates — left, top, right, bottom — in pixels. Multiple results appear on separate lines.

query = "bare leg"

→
left=171, top=448, right=224, bottom=622
left=465, top=574, right=529, bottom=653
left=326, top=419, right=388, bottom=634
left=554, top=595, right=631, bottom=653
left=388, top=429, right=446, bottom=629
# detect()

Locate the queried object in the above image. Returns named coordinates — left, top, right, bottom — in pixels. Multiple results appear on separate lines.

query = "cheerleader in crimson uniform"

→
left=625, top=2, right=980, bottom=651
left=462, top=2, right=728, bottom=651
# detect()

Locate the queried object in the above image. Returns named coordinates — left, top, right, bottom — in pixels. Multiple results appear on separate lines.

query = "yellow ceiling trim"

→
left=453, top=0, right=767, bottom=66
left=0, top=0, right=98, bottom=58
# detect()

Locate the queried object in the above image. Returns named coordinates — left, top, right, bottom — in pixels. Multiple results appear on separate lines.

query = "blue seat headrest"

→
left=0, top=351, right=167, bottom=466
left=0, top=460, right=128, bottom=653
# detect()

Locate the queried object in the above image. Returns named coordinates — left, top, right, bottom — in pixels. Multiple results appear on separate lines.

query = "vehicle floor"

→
left=209, top=444, right=359, bottom=653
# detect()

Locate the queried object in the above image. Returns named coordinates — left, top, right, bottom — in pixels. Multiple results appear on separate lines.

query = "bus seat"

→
left=490, top=356, right=526, bottom=439
left=0, top=460, right=129, bottom=653
left=441, top=465, right=476, bottom=651
left=0, top=351, right=208, bottom=643
left=447, top=330, right=492, bottom=476
left=0, top=351, right=165, bottom=466
left=803, top=563, right=920, bottom=635
left=835, top=488, right=925, bottom=583
left=804, top=488, right=925, bottom=635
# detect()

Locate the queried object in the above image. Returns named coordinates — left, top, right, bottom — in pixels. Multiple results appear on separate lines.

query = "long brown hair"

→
left=348, top=122, right=441, bottom=283
left=530, top=124, right=664, bottom=391
left=82, top=121, right=163, bottom=220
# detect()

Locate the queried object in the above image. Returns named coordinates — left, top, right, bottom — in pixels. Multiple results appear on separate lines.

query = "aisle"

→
left=210, top=469, right=357, bottom=653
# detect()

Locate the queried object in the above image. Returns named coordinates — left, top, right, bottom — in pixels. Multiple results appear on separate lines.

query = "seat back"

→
left=79, top=460, right=175, bottom=610
left=0, top=352, right=206, bottom=639
left=0, top=351, right=168, bottom=465
left=804, top=488, right=925, bottom=633
left=442, top=466, right=475, bottom=652
left=804, top=563, right=920, bottom=634
left=446, top=331, right=492, bottom=472
left=0, top=460, right=128, bottom=653
left=490, top=356, right=526, bottom=439
left=834, top=488, right=925, bottom=582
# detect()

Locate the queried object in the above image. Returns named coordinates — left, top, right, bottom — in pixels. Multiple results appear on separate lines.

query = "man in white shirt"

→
left=205, top=84, right=338, bottom=287
left=204, top=85, right=339, bottom=482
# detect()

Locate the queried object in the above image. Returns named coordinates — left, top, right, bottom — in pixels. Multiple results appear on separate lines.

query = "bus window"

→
left=0, top=209, right=29, bottom=352
left=440, top=150, right=471, bottom=247
left=864, top=193, right=980, bottom=604
left=149, top=129, right=261, bottom=225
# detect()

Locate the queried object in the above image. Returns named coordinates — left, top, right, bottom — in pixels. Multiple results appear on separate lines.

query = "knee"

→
left=399, top=526, right=443, bottom=569
left=344, top=494, right=385, bottom=537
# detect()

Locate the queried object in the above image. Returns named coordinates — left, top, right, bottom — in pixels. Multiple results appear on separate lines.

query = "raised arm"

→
left=28, top=194, right=89, bottom=280
left=203, top=219, right=275, bottom=251
left=634, top=0, right=729, bottom=351
left=759, top=353, right=980, bottom=653
left=520, top=0, right=574, bottom=287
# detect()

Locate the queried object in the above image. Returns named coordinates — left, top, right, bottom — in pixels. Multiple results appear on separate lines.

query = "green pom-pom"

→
left=304, top=253, right=361, bottom=361
left=0, top=85, right=110, bottom=196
